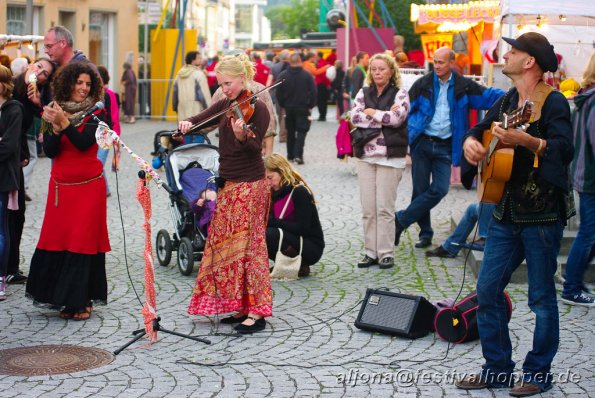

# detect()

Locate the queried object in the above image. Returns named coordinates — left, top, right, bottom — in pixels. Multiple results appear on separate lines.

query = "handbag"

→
left=350, top=127, right=381, bottom=147
left=269, top=229, right=303, bottom=281
left=270, top=188, right=303, bottom=281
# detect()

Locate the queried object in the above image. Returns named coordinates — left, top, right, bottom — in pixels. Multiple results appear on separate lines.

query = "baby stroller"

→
left=155, top=133, right=219, bottom=275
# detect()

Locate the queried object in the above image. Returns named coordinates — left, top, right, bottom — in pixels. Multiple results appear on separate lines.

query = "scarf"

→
left=40, top=97, right=94, bottom=135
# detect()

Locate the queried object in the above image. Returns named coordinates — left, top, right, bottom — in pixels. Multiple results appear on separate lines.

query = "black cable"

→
left=112, top=143, right=144, bottom=307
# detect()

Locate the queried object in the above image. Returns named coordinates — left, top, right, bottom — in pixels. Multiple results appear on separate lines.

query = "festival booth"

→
left=410, top=1, right=500, bottom=76
left=0, top=35, right=44, bottom=61
left=497, top=0, right=595, bottom=85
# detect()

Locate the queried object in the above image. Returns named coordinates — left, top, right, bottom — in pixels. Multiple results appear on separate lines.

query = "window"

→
left=235, top=5, right=252, bottom=33
left=7, top=6, right=26, bottom=35
left=89, top=12, right=116, bottom=89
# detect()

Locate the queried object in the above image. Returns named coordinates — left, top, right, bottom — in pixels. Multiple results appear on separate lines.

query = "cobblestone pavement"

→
left=1, top=113, right=593, bottom=398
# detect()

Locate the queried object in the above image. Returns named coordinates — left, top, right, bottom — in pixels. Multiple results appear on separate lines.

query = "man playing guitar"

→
left=457, top=32, right=574, bottom=397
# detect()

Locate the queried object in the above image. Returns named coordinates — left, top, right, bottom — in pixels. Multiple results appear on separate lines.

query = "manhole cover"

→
left=0, top=345, right=115, bottom=376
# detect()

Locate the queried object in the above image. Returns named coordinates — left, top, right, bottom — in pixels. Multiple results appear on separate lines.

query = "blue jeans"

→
left=97, top=147, right=110, bottom=194
left=0, top=192, right=8, bottom=276
left=442, top=203, right=495, bottom=255
left=563, top=192, right=595, bottom=296
left=477, top=220, right=563, bottom=389
left=397, top=136, right=451, bottom=241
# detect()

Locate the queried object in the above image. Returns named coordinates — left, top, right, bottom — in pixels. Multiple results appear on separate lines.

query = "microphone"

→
left=81, top=101, right=105, bottom=119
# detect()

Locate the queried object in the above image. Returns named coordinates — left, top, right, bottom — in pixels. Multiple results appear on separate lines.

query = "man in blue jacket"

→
left=395, top=47, right=504, bottom=248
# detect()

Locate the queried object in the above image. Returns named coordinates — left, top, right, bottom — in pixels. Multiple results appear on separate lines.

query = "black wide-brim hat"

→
left=502, top=32, right=558, bottom=72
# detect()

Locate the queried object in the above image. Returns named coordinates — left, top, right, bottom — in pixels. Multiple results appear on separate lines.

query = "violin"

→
left=226, top=89, right=258, bottom=138
left=173, top=79, right=284, bottom=137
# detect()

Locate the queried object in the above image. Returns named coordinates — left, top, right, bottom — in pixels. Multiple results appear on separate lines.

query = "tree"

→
left=266, top=0, right=319, bottom=39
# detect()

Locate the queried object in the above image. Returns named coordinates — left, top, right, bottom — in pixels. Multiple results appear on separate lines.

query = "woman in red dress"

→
left=26, top=62, right=110, bottom=321
left=178, top=53, right=272, bottom=334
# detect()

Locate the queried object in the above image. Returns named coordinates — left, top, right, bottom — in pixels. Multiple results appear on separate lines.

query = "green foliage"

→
left=266, top=0, right=320, bottom=39
left=138, top=24, right=157, bottom=53
left=389, top=0, right=423, bottom=52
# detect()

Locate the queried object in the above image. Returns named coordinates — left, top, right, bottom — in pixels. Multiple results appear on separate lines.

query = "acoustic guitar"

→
left=477, top=101, right=533, bottom=204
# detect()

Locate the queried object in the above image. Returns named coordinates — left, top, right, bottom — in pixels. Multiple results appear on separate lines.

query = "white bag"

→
left=269, top=229, right=302, bottom=281
left=269, top=188, right=302, bottom=281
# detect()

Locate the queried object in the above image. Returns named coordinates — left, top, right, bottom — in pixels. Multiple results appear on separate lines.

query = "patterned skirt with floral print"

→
left=187, top=178, right=273, bottom=317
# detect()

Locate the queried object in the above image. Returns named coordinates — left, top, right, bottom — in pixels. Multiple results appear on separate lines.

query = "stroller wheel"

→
left=156, top=229, right=173, bottom=266
left=177, top=237, right=195, bottom=276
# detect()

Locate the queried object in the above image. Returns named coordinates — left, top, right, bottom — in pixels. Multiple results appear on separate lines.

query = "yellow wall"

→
left=150, top=28, right=198, bottom=121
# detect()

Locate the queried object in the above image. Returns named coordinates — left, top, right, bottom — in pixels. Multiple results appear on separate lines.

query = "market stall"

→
left=0, top=34, right=44, bottom=62
left=498, top=0, right=595, bottom=84
left=410, top=1, right=500, bottom=75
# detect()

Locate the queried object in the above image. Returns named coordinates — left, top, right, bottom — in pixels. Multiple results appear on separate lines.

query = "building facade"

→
left=1, top=0, right=138, bottom=92
left=232, top=0, right=271, bottom=50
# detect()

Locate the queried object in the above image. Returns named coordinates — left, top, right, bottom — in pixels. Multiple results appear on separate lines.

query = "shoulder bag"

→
left=270, top=188, right=303, bottom=281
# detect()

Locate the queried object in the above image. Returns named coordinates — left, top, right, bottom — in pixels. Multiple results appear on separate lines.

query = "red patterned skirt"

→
left=187, top=178, right=272, bottom=317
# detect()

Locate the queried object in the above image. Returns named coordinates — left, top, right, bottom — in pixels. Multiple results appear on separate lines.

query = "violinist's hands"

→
left=42, top=102, right=69, bottom=134
left=178, top=121, right=192, bottom=134
left=231, top=117, right=250, bottom=142
left=463, top=136, right=486, bottom=166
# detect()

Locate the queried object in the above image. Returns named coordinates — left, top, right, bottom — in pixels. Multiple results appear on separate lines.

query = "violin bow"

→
left=175, top=79, right=285, bottom=136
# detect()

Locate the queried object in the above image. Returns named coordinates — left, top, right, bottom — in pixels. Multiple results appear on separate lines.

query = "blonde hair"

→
left=0, top=65, right=14, bottom=98
left=364, top=53, right=401, bottom=89
left=264, top=153, right=315, bottom=200
left=581, top=52, right=595, bottom=89
left=215, top=53, right=255, bottom=85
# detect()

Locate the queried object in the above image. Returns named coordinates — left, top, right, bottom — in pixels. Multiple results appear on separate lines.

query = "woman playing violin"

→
left=178, top=53, right=272, bottom=334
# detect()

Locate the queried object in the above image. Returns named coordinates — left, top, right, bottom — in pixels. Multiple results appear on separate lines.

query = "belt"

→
left=423, top=134, right=451, bottom=144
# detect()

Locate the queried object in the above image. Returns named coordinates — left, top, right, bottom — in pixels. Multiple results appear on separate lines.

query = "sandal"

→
left=73, top=304, right=93, bottom=321
left=59, top=310, right=74, bottom=319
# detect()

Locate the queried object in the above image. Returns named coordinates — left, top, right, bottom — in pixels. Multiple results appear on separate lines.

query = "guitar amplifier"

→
left=355, top=289, right=437, bottom=339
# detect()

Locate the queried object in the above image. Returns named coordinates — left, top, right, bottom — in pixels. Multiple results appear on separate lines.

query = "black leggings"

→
left=266, top=228, right=323, bottom=267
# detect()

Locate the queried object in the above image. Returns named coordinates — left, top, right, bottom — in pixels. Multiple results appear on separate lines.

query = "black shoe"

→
left=234, top=317, right=266, bottom=334
left=425, top=246, right=456, bottom=258
left=317, top=117, right=326, bottom=122
left=394, top=217, right=405, bottom=246
left=378, top=257, right=394, bottom=269
left=298, top=264, right=310, bottom=277
left=6, top=272, right=27, bottom=284
left=357, top=255, right=378, bottom=268
left=415, top=238, right=432, bottom=248
left=294, top=158, right=304, bottom=165
left=24, top=193, right=32, bottom=201
left=220, top=314, right=248, bottom=324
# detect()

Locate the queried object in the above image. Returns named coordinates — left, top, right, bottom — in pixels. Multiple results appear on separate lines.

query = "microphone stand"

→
left=92, top=114, right=212, bottom=354
left=114, top=171, right=210, bottom=355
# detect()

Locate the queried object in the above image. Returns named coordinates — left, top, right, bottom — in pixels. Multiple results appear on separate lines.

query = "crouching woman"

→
left=264, top=154, right=324, bottom=277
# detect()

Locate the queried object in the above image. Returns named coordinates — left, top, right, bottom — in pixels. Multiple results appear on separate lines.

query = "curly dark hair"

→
left=52, top=62, right=103, bottom=103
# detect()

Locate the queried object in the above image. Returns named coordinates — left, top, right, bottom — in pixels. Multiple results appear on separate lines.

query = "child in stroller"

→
left=179, top=165, right=217, bottom=236
left=155, top=141, right=220, bottom=276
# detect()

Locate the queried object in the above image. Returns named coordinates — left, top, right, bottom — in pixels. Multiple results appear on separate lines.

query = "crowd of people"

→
left=1, top=25, right=593, bottom=398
